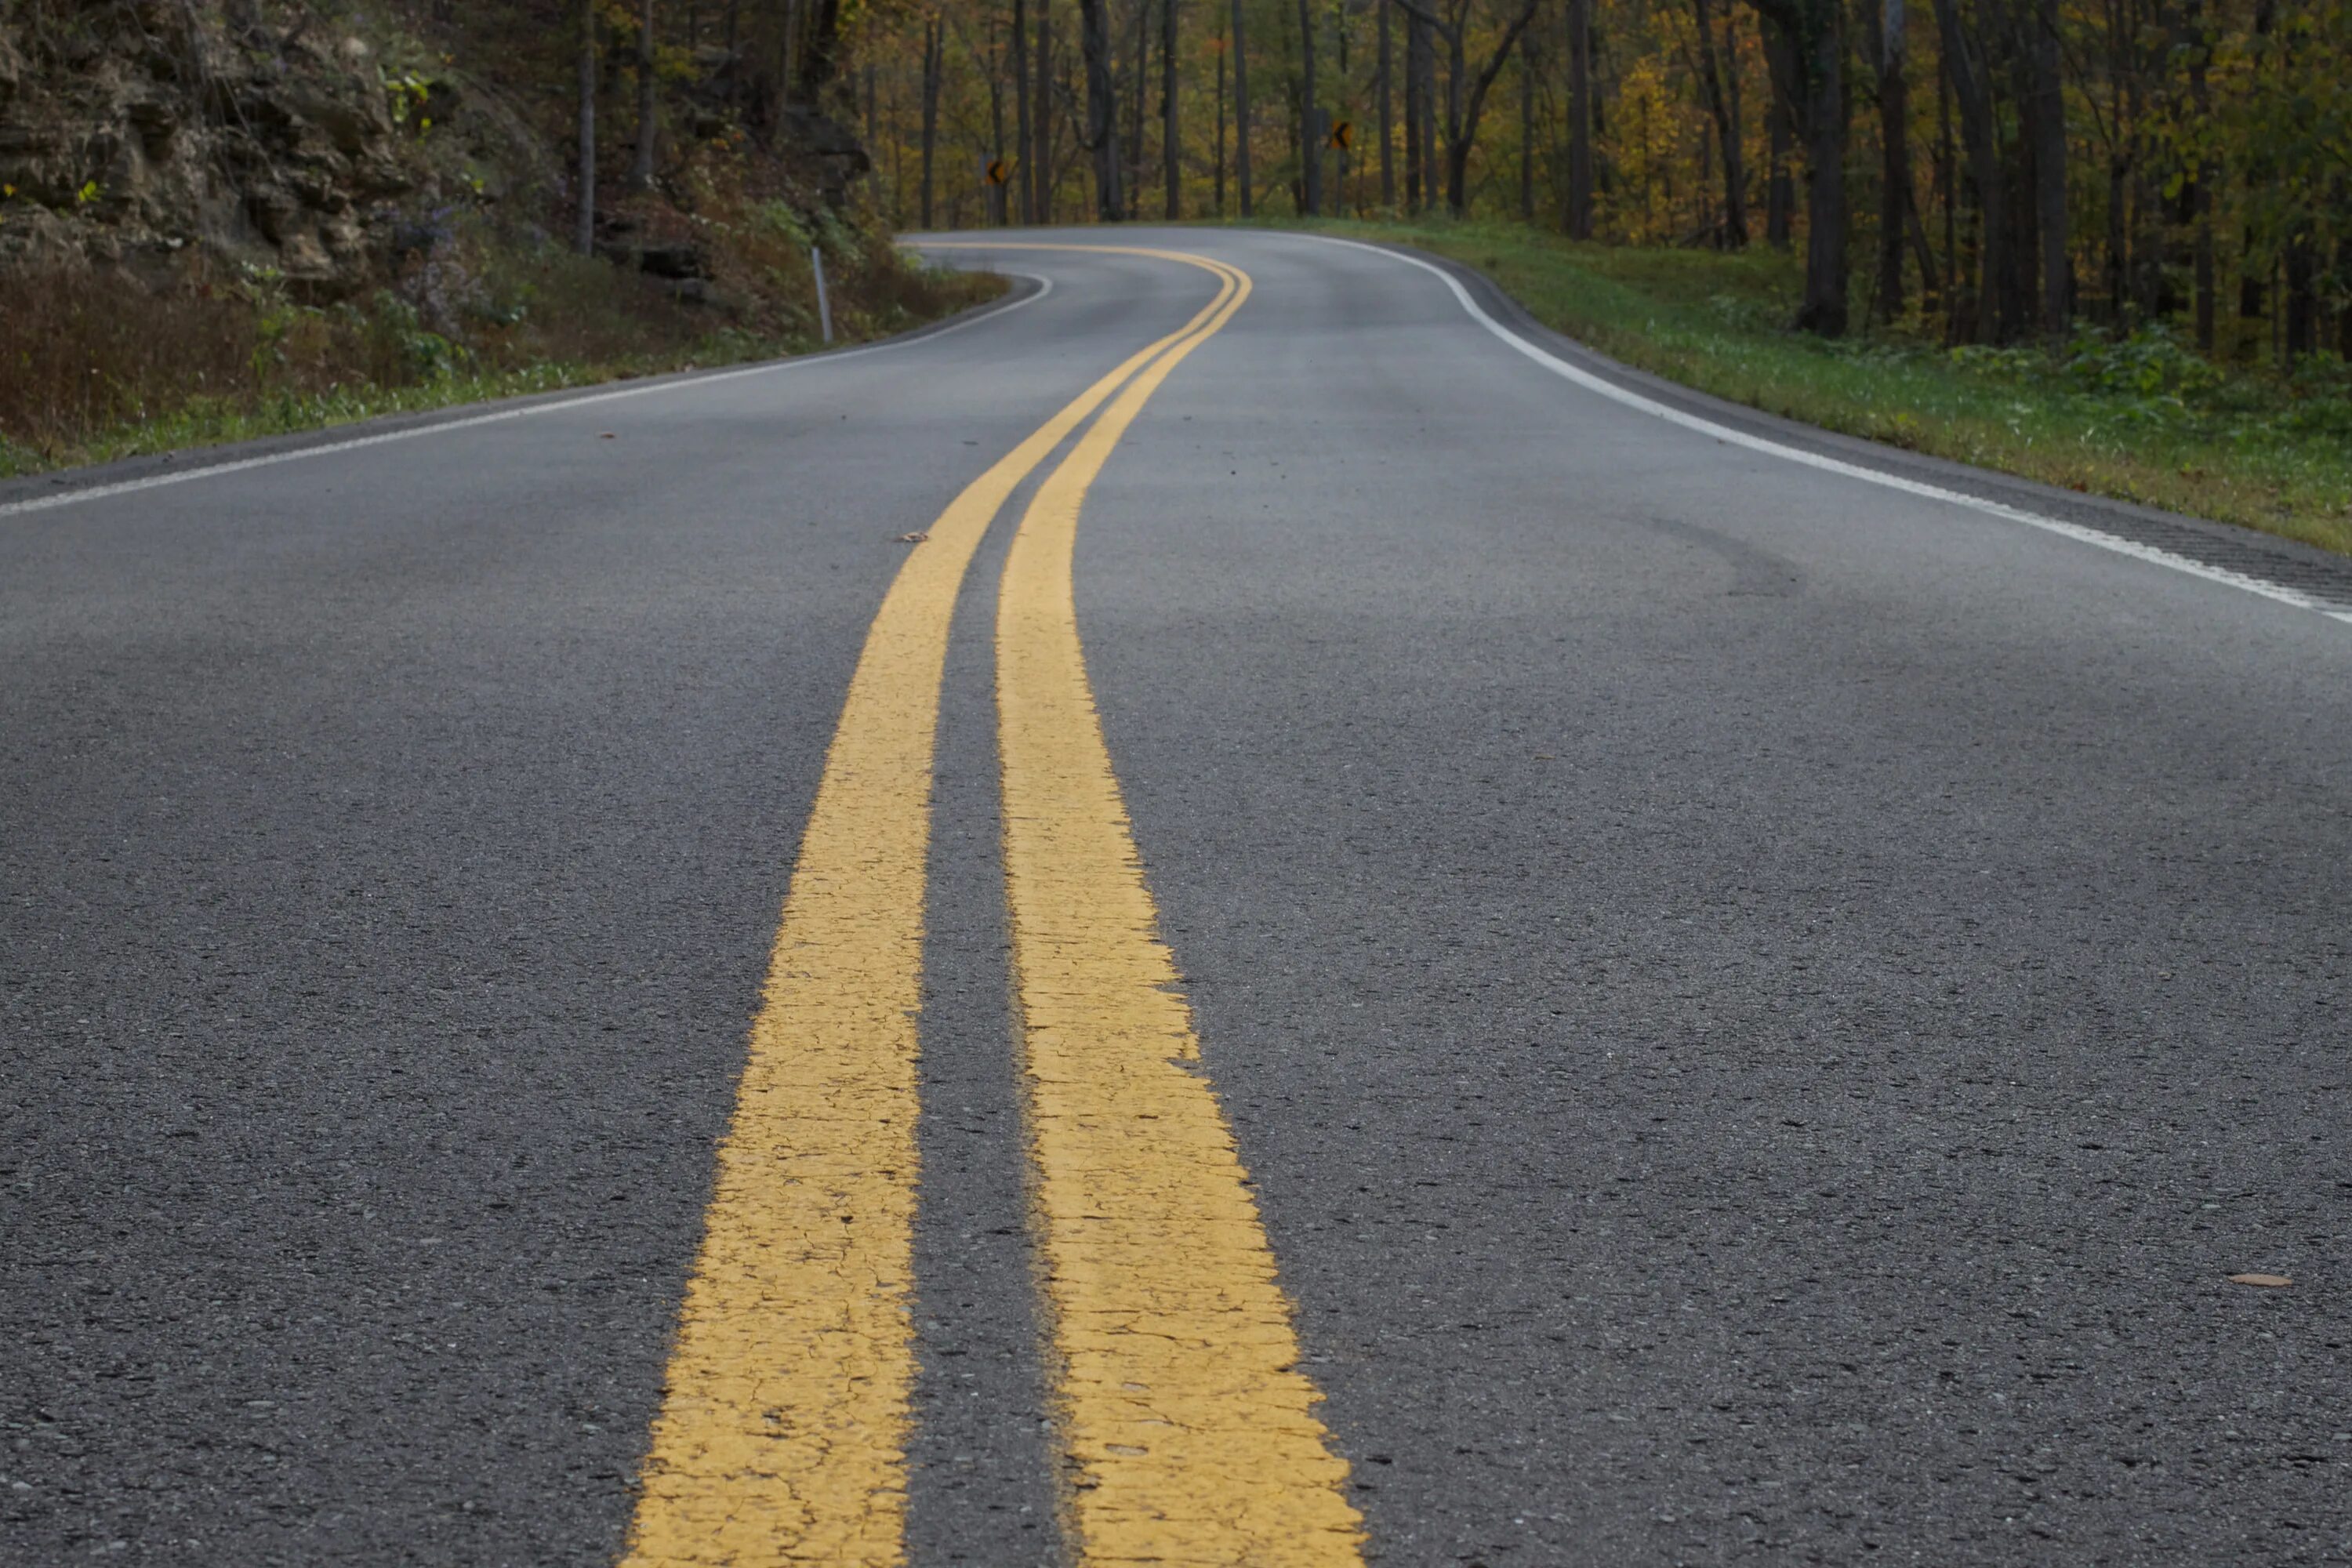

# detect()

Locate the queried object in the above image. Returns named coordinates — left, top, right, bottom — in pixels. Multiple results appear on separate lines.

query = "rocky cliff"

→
left=0, top=1, right=869, bottom=299
left=0, top=2, right=436, bottom=293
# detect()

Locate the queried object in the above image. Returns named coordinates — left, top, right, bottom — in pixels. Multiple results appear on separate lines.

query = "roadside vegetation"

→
left=1294, top=218, right=2352, bottom=554
left=848, top=0, right=2350, bottom=556
left=0, top=221, right=994, bottom=479
left=0, top=1, right=995, bottom=480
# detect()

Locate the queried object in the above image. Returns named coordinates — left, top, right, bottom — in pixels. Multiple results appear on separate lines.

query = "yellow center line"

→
left=622, top=257, right=1241, bottom=1568
left=994, top=254, right=1369, bottom=1563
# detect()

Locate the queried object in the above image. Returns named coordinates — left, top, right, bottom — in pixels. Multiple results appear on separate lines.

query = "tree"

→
left=632, top=0, right=659, bottom=191
left=1566, top=0, right=1592, bottom=237
left=1392, top=0, right=1544, bottom=216
left=1378, top=0, right=1396, bottom=208
left=1690, top=0, right=1747, bottom=246
left=1232, top=0, right=1252, bottom=216
left=837, top=0, right=2352, bottom=368
left=1164, top=0, right=1181, bottom=216
left=1080, top=0, right=1123, bottom=218
left=1014, top=0, right=1036, bottom=221
left=920, top=13, right=943, bottom=227
left=1299, top=0, right=1322, bottom=215
left=1748, top=0, right=1846, bottom=333
left=1864, top=0, right=1907, bottom=319
left=577, top=0, right=597, bottom=254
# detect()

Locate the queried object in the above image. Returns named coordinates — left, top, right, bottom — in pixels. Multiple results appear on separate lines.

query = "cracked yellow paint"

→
left=622, top=262, right=1247, bottom=1568
left=996, top=254, right=1369, bottom=1565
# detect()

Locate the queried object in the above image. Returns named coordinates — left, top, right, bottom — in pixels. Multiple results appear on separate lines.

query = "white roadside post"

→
left=811, top=245, right=834, bottom=344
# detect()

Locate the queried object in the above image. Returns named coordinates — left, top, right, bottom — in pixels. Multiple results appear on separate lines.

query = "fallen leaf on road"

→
left=895, top=532, right=928, bottom=544
left=598, top=432, right=617, bottom=440
left=2229, top=1273, right=2292, bottom=1288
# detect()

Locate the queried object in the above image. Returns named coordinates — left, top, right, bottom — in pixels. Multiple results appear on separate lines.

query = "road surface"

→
left=5, top=228, right=2349, bottom=1566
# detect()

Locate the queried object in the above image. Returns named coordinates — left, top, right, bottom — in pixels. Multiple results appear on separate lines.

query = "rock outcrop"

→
left=0, top=2, right=415, bottom=295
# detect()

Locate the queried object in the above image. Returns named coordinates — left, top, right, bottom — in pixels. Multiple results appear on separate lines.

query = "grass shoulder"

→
left=1258, top=217, right=2351, bottom=558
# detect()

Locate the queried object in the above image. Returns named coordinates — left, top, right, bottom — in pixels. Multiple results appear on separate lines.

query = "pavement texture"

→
left=3, top=228, right=2347, bottom=1566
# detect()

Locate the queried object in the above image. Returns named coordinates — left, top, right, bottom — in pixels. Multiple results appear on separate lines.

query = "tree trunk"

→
left=1442, top=24, right=1465, bottom=214
left=577, top=0, right=597, bottom=254
left=1038, top=0, right=1055, bottom=220
left=1519, top=38, right=1535, bottom=222
left=920, top=16, right=942, bottom=227
left=1792, top=1, right=1848, bottom=335
left=1080, top=0, right=1123, bottom=219
left=1379, top=0, right=1396, bottom=208
left=1932, top=0, right=2002, bottom=339
left=1163, top=0, right=1180, bottom=217
left=2284, top=226, right=2317, bottom=365
left=1414, top=12, right=1439, bottom=211
left=2029, top=0, right=2067, bottom=336
left=989, top=17, right=1008, bottom=226
left=1868, top=0, right=1905, bottom=321
left=864, top=63, right=879, bottom=203
left=1232, top=0, right=1252, bottom=214
left=1014, top=0, right=1035, bottom=222
left=1694, top=0, right=1747, bottom=247
left=2184, top=0, right=2215, bottom=350
left=1215, top=27, right=1228, bottom=213
left=1723, top=5, right=1745, bottom=239
left=1936, top=26, right=1954, bottom=303
left=1763, top=20, right=1797, bottom=248
left=1130, top=0, right=1149, bottom=218
left=1431, top=0, right=1540, bottom=218
left=1566, top=0, right=1592, bottom=236
left=631, top=0, right=659, bottom=189
left=1299, top=0, right=1321, bottom=216
left=795, top=0, right=846, bottom=102
left=1403, top=5, right=1423, bottom=210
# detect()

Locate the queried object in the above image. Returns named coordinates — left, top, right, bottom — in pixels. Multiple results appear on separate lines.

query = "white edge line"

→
left=0, top=270, right=1053, bottom=521
left=1299, top=232, right=2352, bottom=629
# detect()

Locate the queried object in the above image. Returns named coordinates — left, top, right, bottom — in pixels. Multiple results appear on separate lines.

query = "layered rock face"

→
left=0, top=2, right=412, bottom=294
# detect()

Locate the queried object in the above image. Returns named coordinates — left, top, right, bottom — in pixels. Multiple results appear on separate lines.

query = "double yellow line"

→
left=620, top=249, right=1363, bottom=1567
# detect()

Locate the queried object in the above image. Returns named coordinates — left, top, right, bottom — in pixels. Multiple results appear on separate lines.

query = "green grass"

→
left=1269, top=217, right=2352, bottom=557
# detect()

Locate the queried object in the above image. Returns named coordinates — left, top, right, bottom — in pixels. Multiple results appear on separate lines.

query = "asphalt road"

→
left=4, top=228, right=2349, bottom=1566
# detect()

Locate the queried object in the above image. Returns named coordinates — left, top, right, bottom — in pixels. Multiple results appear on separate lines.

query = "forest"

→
left=831, top=0, right=2351, bottom=361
